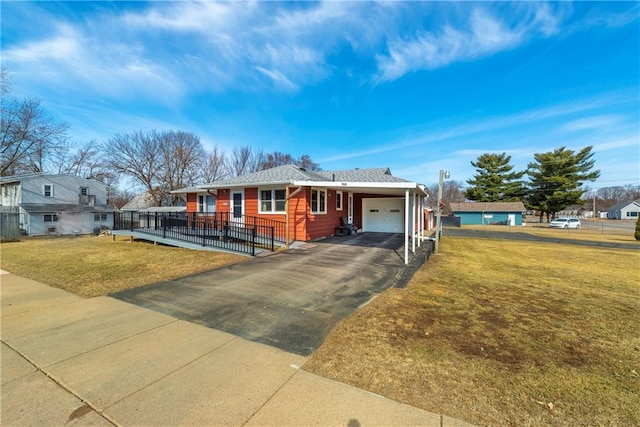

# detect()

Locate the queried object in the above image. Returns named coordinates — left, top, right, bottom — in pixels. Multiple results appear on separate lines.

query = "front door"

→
left=231, top=191, right=244, bottom=223
left=348, top=192, right=354, bottom=224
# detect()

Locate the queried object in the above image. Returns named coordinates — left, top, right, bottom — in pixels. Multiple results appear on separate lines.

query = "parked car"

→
left=549, top=218, right=581, bottom=229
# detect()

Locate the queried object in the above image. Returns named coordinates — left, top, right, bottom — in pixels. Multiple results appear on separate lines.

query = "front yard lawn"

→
left=305, top=237, right=640, bottom=426
left=0, top=235, right=246, bottom=297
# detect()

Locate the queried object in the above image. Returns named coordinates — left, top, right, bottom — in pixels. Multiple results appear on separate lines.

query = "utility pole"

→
left=434, top=170, right=450, bottom=253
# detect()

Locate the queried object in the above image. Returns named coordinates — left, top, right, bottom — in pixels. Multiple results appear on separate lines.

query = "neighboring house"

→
left=121, top=192, right=187, bottom=212
left=607, top=200, right=640, bottom=220
left=172, top=164, right=429, bottom=253
left=0, top=173, right=117, bottom=236
left=450, top=201, right=526, bottom=226
left=120, top=192, right=156, bottom=211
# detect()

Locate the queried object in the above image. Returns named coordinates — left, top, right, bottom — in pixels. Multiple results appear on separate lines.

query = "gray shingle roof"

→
left=201, top=164, right=322, bottom=187
left=20, top=204, right=118, bottom=213
left=317, top=167, right=411, bottom=183
left=607, top=200, right=640, bottom=211
left=450, top=202, right=526, bottom=212
left=186, top=164, right=414, bottom=190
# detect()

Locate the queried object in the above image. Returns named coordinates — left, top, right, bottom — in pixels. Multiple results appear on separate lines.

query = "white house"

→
left=607, top=200, right=640, bottom=220
left=0, top=173, right=117, bottom=235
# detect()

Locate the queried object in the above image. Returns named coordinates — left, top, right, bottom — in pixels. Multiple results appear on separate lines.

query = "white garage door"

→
left=362, top=198, right=404, bottom=233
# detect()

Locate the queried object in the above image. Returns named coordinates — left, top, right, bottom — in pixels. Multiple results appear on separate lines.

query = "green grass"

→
left=0, top=235, right=246, bottom=297
left=305, top=237, right=640, bottom=426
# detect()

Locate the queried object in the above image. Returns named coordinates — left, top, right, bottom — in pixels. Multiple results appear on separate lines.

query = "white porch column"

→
left=412, top=191, right=416, bottom=253
left=418, top=195, right=423, bottom=247
left=404, top=189, right=409, bottom=264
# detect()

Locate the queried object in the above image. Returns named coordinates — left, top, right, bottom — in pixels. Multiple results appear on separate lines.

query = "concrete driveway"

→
left=113, top=233, right=430, bottom=356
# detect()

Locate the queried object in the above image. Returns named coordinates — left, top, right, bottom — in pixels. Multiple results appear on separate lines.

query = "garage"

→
left=362, top=198, right=405, bottom=233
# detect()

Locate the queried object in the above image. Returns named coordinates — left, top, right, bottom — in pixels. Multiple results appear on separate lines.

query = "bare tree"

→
left=159, top=131, right=204, bottom=205
left=297, top=154, right=321, bottom=171
left=58, top=140, right=114, bottom=181
left=228, top=145, right=264, bottom=177
left=103, top=130, right=204, bottom=206
left=259, top=151, right=321, bottom=171
left=200, top=146, right=228, bottom=182
left=428, top=180, right=466, bottom=214
left=103, top=130, right=165, bottom=206
left=108, top=188, right=136, bottom=209
left=260, top=151, right=295, bottom=170
left=1, top=84, right=70, bottom=175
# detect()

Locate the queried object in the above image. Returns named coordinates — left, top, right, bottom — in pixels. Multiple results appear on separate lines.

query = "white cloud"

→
left=374, top=4, right=563, bottom=83
left=3, top=25, right=80, bottom=62
left=560, top=114, right=624, bottom=132
left=255, top=67, right=297, bottom=91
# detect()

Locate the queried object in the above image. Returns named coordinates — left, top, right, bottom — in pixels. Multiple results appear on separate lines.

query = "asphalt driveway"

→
left=113, top=233, right=430, bottom=356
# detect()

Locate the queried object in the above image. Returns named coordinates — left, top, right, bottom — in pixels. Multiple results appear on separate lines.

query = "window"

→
left=94, top=213, right=108, bottom=221
left=627, top=211, right=638, bottom=217
left=80, top=186, right=89, bottom=196
left=197, top=195, right=217, bottom=213
left=259, top=188, right=286, bottom=213
left=43, top=184, right=53, bottom=197
left=336, top=190, right=343, bottom=211
left=44, top=214, right=58, bottom=222
left=311, top=188, right=327, bottom=214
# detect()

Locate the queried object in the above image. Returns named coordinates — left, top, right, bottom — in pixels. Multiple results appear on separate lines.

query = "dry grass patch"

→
left=0, top=235, right=246, bottom=297
left=465, top=222, right=638, bottom=244
left=306, top=237, right=640, bottom=426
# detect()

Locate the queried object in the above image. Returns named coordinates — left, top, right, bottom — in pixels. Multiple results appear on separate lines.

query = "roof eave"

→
left=292, top=180, right=429, bottom=196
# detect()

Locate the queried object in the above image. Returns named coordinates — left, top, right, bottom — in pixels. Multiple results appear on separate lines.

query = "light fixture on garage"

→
left=435, top=170, right=450, bottom=254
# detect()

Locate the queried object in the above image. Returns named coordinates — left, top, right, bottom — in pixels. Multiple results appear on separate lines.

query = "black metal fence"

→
left=113, top=211, right=285, bottom=256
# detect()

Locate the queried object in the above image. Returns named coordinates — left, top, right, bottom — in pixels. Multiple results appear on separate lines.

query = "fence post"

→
left=224, top=222, right=228, bottom=243
left=130, top=211, right=134, bottom=231
left=271, top=226, right=274, bottom=251
left=163, top=215, right=167, bottom=238
left=155, top=212, right=158, bottom=230
left=251, top=226, right=256, bottom=256
left=202, top=222, right=207, bottom=246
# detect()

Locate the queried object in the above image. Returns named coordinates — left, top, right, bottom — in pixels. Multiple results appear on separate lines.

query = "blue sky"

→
left=2, top=1, right=639, bottom=188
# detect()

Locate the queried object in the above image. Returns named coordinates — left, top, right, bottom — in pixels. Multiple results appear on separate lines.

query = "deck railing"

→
left=113, top=211, right=286, bottom=255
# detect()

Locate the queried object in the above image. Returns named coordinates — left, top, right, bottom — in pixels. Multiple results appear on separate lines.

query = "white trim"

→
left=404, top=190, right=409, bottom=265
left=230, top=190, right=244, bottom=221
left=293, top=180, right=426, bottom=192
left=412, top=191, right=416, bottom=254
left=43, top=184, right=54, bottom=197
left=336, top=190, right=343, bottom=211
left=310, top=188, right=327, bottom=214
left=258, top=187, right=286, bottom=214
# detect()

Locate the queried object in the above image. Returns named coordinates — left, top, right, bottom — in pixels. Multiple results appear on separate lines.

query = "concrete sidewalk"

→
left=0, top=271, right=473, bottom=426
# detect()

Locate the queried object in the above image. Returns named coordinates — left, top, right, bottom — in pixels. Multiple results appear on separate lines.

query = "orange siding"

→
left=186, top=193, right=198, bottom=213
left=184, top=186, right=400, bottom=242
left=244, top=188, right=258, bottom=215
left=288, top=189, right=308, bottom=241
left=217, top=189, right=230, bottom=213
left=305, top=188, right=345, bottom=240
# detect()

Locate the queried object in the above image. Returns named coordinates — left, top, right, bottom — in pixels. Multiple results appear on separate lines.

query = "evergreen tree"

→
left=635, top=215, right=640, bottom=241
left=526, top=146, right=600, bottom=222
left=464, top=153, right=525, bottom=202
